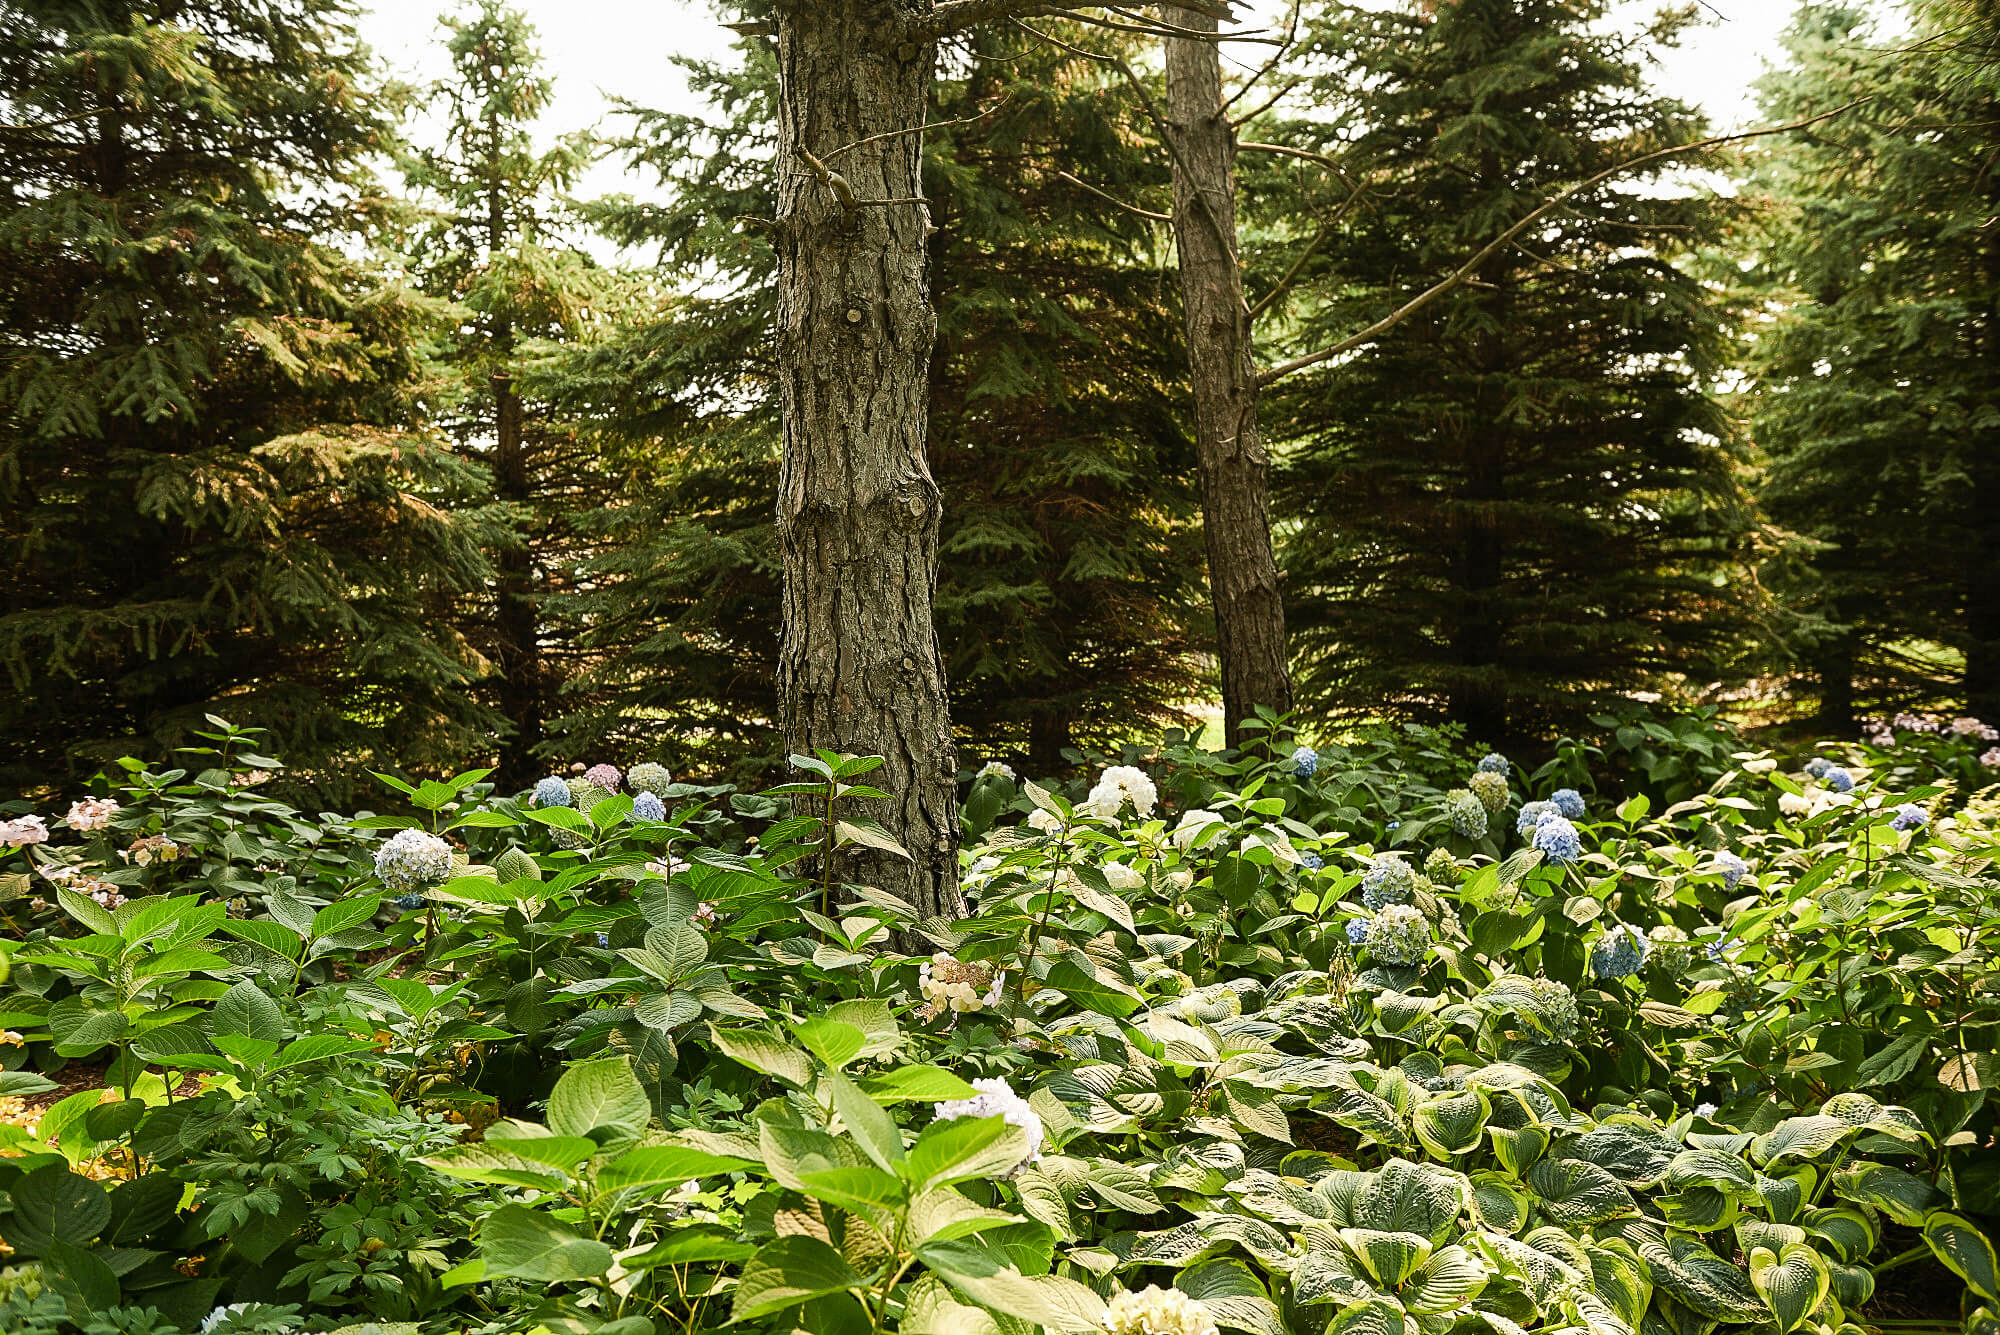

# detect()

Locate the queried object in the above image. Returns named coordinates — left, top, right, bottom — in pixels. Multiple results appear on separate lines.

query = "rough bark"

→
left=1161, top=8, right=1293, bottom=749
left=1964, top=142, right=2000, bottom=723
left=773, top=1, right=964, bottom=920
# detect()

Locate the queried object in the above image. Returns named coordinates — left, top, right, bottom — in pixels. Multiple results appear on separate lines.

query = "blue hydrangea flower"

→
left=1823, top=766, right=1854, bottom=793
left=374, top=829, right=454, bottom=892
left=1716, top=850, right=1747, bottom=889
left=632, top=792, right=667, bottom=822
left=1299, top=851, right=1324, bottom=871
left=1361, top=853, right=1416, bottom=912
left=1589, top=923, right=1649, bottom=980
left=1551, top=788, right=1586, bottom=820
left=392, top=893, right=427, bottom=910
left=1706, top=937, right=1742, bottom=963
left=1531, top=814, right=1581, bottom=864
left=595, top=932, right=610, bottom=948
left=532, top=776, right=572, bottom=808
left=1443, top=789, right=1488, bottom=840
left=1890, top=802, right=1927, bottom=831
left=1804, top=757, right=1833, bottom=780
left=1693, top=1101, right=1718, bottom=1119
left=1364, top=905, right=1430, bottom=966
left=1477, top=753, right=1509, bottom=775
left=1290, top=746, right=1319, bottom=778
left=1516, top=800, right=1555, bottom=835
left=1345, top=918, right=1371, bottom=944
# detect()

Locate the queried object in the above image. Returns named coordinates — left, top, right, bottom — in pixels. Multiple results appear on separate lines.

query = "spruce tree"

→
left=554, top=17, right=1206, bottom=779
left=1270, top=0, right=1752, bottom=742
left=0, top=0, right=498, bottom=798
left=401, top=0, right=621, bottom=786
left=1746, top=0, right=2000, bottom=725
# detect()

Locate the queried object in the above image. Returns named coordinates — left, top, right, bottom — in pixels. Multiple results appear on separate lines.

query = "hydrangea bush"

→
left=0, top=711, right=1994, bottom=1335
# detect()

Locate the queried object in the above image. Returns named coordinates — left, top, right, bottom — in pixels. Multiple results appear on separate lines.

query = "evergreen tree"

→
left=1271, top=0, right=1752, bottom=743
left=0, top=0, right=499, bottom=798
left=401, top=0, right=621, bottom=785
left=1745, top=0, right=2000, bottom=726
left=554, top=17, right=1205, bottom=778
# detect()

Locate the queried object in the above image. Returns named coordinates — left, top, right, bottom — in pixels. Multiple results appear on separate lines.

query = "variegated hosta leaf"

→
left=1413, top=1088, right=1490, bottom=1160
left=1489, top=1124, right=1550, bottom=1177
left=1120, top=1214, right=1292, bottom=1270
left=1176, top=1258, right=1285, bottom=1335
left=1560, top=1284, right=1634, bottom=1335
left=1401, top=1243, right=1491, bottom=1315
left=1661, top=1148, right=1757, bottom=1194
left=1469, top=1231, right=1581, bottom=1308
left=1828, top=1259, right=1875, bottom=1308
left=1747, top=1243, right=1831, bottom=1333
left=1338, top=1158, right=1472, bottom=1243
left=1228, top=1169, right=1333, bottom=1227
left=1802, top=1205, right=1877, bottom=1264
left=1625, top=1228, right=1765, bottom=1322
left=1336, top=1227, right=1433, bottom=1287
left=1322, top=1295, right=1415, bottom=1335
left=1735, top=1217, right=1808, bottom=1257
left=1751, top=1114, right=1851, bottom=1167
left=1755, top=1171, right=1807, bottom=1223
left=1526, top=1157, right=1638, bottom=1226
left=1562, top=1121, right=1677, bottom=1186
left=1316, top=1085, right=1412, bottom=1150
left=1659, top=1185, right=1738, bottom=1232
left=1831, top=1161, right=1949, bottom=1225
left=1290, top=1247, right=1379, bottom=1309
left=1470, top=1171, right=1532, bottom=1235
left=1925, top=1210, right=2000, bottom=1302
left=1817, top=1092, right=1930, bottom=1146
left=1585, top=1239, right=1652, bottom=1329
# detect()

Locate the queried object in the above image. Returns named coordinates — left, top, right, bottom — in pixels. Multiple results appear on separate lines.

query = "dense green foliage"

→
left=1743, top=0, right=2000, bottom=727
left=1269, top=0, right=1749, bottom=742
left=0, top=0, right=500, bottom=799
left=1, top=715, right=1996, bottom=1334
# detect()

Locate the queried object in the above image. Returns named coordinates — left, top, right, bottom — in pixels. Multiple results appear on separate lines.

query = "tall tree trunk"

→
left=1161, top=8, right=1293, bottom=749
left=773, top=1, right=964, bottom=920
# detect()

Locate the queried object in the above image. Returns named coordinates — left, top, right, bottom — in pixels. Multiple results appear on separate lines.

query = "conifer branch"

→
left=1255, top=98, right=1873, bottom=387
left=1056, top=170, right=1171, bottom=220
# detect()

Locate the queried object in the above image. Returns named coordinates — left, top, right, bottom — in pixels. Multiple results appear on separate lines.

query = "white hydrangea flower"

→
left=1778, top=792, right=1810, bottom=817
left=65, top=797, right=120, bottom=831
left=1104, top=1284, right=1218, bottom=1335
left=1171, top=809, right=1224, bottom=850
left=197, top=1304, right=253, bottom=1334
left=1083, top=765, right=1158, bottom=821
left=978, top=760, right=1017, bottom=781
left=1026, top=807, right=1064, bottom=834
left=374, top=829, right=455, bottom=891
left=1102, top=861, right=1144, bottom=891
left=1741, top=757, right=1777, bottom=774
left=0, top=815, right=50, bottom=848
left=932, top=1076, right=1043, bottom=1177
left=918, top=953, right=1006, bottom=1018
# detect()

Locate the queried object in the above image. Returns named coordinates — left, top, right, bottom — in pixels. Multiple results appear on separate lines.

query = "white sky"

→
left=356, top=0, right=1805, bottom=239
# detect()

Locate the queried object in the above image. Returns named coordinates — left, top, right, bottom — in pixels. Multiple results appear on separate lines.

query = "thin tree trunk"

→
left=1815, top=627, right=1858, bottom=735
left=1964, top=149, right=2000, bottom=722
left=1161, top=7, right=1293, bottom=749
left=773, top=1, right=964, bottom=920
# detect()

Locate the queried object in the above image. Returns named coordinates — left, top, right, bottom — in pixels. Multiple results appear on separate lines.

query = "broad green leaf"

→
left=731, top=1236, right=863, bottom=1321
left=598, top=1144, right=756, bottom=1194
left=1925, top=1211, right=2000, bottom=1301
left=545, top=1055, right=651, bottom=1143
left=1747, top=1243, right=1830, bottom=1333
left=210, top=980, right=285, bottom=1044
left=479, top=1203, right=613, bottom=1282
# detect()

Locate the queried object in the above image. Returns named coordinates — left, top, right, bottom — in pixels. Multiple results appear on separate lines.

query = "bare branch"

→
left=919, top=0, right=1233, bottom=40
left=1057, top=169, right=1172, bottom=220
left=1255, top=98, right=1872, bottom=387
left=1226, top=77, right=1302, bottom=130
left=823, top=101, right=1009, bottom=162
left=1219, top=0, right=1301, bottom=120
left=794, top=145, right=858, bottom=212
left=1238, top=139, right=1345, bottom=172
